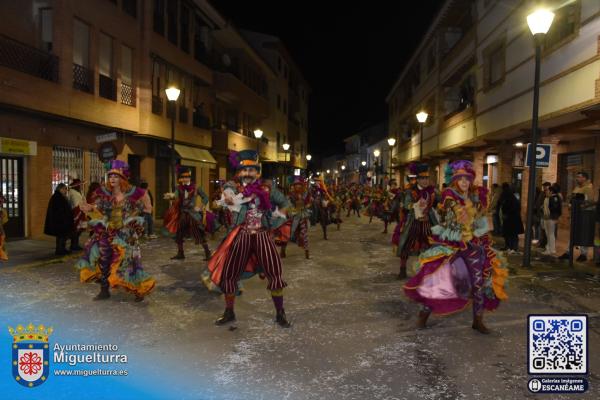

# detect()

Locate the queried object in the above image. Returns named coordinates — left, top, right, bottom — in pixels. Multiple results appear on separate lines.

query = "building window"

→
left=194, top=17, right=209, bottom=64
left=167, top=0, right=178, bottom=45
left=543, top=1, right=580, bottom=54
left=121, top=45, right=135, bottom=106
left=483, top=37, right=505, bottom=90
left=152, top=61, right=162, bottom=114
left=52, top=146, right=83, bottom=192
left=122, top=0, right=137, bottom=18
left=153, top=0, right=165, bottom=35
left=180, top=4, right=190, bottom=53
left=99, top=32, right=116, bottom=101
left=73, top=19, right=93, bottom=93
left=40, top=8, right=53, bottom=52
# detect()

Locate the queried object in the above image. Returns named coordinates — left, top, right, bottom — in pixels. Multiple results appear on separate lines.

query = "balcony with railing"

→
left=0, top=34, right=58, bottom=82
left=152, top=95, right=163, bottom=115
left=193, top=107, right=211, bottom=129
left=121, top=82, right=135, bottom=106
left=99, top=74, right=116, bottom=101
left=179, top=106, right=188, bottom=124
left=73, top=63, right=94, bottom=94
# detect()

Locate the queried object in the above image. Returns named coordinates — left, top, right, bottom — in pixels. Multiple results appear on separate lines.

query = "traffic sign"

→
left=98, top=142, right=118, bottom=162
left=526, top=144, right=552, bottom=167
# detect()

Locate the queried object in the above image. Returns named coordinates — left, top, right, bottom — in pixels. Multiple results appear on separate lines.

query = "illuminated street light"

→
left=523, top=8, right=555, bottom=268
left=306, top=154, right=312, bottom=161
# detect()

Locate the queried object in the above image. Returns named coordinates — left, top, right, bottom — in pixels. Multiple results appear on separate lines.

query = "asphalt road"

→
left=1, top=215, right=599, bottom=399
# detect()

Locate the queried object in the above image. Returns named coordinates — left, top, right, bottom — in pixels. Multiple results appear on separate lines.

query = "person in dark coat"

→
left=498, top=182, right=524, bottom=253
left=44, top=183, right=74, bottom=255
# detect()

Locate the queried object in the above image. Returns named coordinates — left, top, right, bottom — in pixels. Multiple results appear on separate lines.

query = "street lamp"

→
left=326, top=169, right=330, bottom=174
left=523, top=8, right=554, bottom=268
left=373, top=150, right=380, bottom=186
left=282, top=143, right=290, bottom=187
left=387, top=137, right=396, bottom=181
left=416, top=111, right=428, bottom=161
left=165, top=86, right=181, bottom=190
left=361, top=161, right=367, bottom=167
left=306, top=154, right=312, bottom=161
left=253, top=129, right=263, bottom=154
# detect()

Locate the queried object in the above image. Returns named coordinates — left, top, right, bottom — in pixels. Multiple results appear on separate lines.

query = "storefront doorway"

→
left=0, top=156, right=24, bottom=238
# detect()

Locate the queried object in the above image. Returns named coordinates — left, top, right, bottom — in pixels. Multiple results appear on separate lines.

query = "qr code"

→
left=528, top=315, right=587, bottom=374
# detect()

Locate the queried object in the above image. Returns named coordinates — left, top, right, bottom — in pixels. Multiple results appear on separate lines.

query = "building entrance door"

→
left=0, top=156, right=25, bottom=238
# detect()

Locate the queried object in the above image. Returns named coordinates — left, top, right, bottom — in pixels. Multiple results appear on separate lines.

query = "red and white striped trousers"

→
left=220, top=229, right=287, bottom=294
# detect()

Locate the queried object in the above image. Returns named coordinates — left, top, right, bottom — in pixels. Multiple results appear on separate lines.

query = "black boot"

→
left=275, top=309, right=291, bottom=328
left=280, top=245, right=287, bottom=258
left=416, top=309, right=430, bottom=329
left=93, top=285, right=110, bottom=301
left=215, top=309, right=236, bottom=325
left=202, top=244, right=212, bottom=261
left=397, top=267, right=407, bottom=280
left=171, top=250, right=185, bottom=260
left=472, top=314, right=491, bottom=334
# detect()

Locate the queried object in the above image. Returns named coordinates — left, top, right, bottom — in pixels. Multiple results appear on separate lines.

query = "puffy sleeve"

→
left=197, top=188, right=209, bottom=205
left=270, top=187, right=290, bottom=209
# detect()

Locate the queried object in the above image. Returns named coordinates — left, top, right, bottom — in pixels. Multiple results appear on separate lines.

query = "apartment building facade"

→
left=387, top=0, right=600, bottom=207
left=0, top=0, right=308, bottom=239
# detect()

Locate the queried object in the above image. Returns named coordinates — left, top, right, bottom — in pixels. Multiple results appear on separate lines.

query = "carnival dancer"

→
left=393, top=163, right=437, bottom=280
left=76, top=160, right=155, bottom=301
left=163, top=166, right=212, bottom=261
left=313, top=177, right=340, bottom=239
left=0, top=195, right=8, bottom=262
left=346, top=185, right=361, bottom=217
left=404, top=160, right=508, bottom=334
left=280, top=177, right=312, bottom=259
left=206, top=150, right=292, bottom=328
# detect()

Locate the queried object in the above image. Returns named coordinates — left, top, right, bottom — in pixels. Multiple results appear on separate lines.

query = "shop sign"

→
left=0, top=138, right=37, bottom=156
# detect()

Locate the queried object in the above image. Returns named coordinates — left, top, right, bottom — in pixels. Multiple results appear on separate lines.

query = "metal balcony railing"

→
left=179, top=106, right=188, bottom=124
left=121, top=82, right=135, bottom=106
left=99, top=74, right=116, bottom=101
left=0, top=34, right=58, bottom=82
left=192, top=111, right=210, bottom=129
left=152, top=95, right=163, bottom=115
left=73, top=63, right=94, bottom=93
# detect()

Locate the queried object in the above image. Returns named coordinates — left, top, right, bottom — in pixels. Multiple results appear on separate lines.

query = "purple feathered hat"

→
left=106, top=159, right=130, bottom=180
left=448, top=160, right=475, bottom=182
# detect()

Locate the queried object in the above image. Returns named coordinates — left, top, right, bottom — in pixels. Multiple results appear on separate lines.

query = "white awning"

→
left=174, top=144, right=216, bottom=168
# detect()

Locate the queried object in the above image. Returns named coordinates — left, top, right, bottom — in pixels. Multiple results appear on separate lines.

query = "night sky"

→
left=211, top=1, right=443, bottom=158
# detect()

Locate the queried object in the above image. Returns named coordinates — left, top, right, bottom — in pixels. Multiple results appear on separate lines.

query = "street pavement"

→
left=1, top=215, right=600, bottom=399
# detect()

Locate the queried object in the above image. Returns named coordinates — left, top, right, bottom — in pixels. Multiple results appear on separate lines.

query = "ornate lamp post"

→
left=416, top=111, right=428, bottom=162
left=165, top=86, right=181, bottom=190
left=523, top=8, right=554, bottom=268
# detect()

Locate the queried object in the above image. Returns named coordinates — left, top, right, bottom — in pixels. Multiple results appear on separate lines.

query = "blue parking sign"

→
left=526, top=144, right=552, bottom=167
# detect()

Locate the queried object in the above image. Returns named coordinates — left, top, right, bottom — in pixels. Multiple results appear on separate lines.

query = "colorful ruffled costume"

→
left=403, top=160, right=508, bottom=321
left=75, top=161, right=155, bottom=299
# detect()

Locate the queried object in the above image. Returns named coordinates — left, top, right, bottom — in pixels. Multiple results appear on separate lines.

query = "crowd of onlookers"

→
left=489, top=171, right=599, bottom=264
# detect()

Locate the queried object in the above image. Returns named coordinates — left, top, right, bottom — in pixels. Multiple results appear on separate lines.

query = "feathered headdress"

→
left=446, top=160, right=475, bottom=184
left=105, top=160, right=130, bottom=180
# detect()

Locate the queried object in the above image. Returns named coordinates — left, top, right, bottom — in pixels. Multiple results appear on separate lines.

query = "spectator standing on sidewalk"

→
left=490, top=183, right=502, bottom=235
left=44, top=184, right=74, bottom=256
left=559, top=172, right=595, bottom=262
left=498, top=183, right=524, bottom=254
left=532, top=185, right=546, bottom=246
left=541, top=183, right=562, bottom=256
left=140, top=181, right=157, bottom=239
